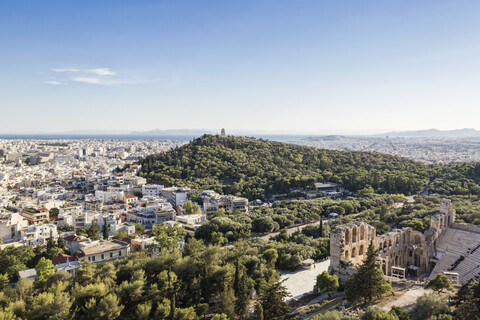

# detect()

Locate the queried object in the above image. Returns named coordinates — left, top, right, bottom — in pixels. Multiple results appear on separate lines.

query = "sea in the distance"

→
left=0, top=134, right=309, bottom=142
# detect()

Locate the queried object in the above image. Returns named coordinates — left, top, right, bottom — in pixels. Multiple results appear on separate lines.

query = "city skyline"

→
left=1, top=1, right=480, bottom=133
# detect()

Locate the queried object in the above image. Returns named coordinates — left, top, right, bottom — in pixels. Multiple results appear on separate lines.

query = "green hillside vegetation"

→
left=195, top=194, right=404, bottom=241
left=139, top=135, right=480, bottom=200
left=0, top=240, right=294, bottom=320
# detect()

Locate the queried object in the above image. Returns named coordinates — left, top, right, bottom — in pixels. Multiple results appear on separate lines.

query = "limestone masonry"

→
left=329, top=199, right=471, bottom=283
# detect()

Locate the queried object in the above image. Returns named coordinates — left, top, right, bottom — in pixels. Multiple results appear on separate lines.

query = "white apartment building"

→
left=72, top=211, right=121, bottom=232
left=20, top=223, right=58, bottom=245
left=142, top=184, right=164, bottom=197
left=0, top=212, right=28, bottom=243
left=202, top=194, right=249, bottom=215
left=162, top=187, right=191, bottom=207
left=110, top=222, right=136, bottom=236
left=95, top=189, right=124, bottom=204
left=127, top=199, right=176, bottom=228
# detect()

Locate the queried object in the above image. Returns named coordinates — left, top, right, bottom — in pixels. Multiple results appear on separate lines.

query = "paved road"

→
left=256, top=211, right=369, bottom=242
left=279, top=259, right=331, bottom=300
left=256, top=219, right=324, bottom=241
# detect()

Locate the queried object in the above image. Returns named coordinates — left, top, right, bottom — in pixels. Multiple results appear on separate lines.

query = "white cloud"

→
left=52, top=68, right=79, bottom=73
left=71, top=77, right=104, bottom=84
left=44, top=81, right=62, bottom=85
left=47, top=67, right=153, bottom=86
left=87, top=68, right=116, bottom=76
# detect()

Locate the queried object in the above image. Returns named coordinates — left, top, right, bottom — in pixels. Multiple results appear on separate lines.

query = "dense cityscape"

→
left=0, top=134, right=479, bottom=319
left=295, top=136, right=480, bottom=164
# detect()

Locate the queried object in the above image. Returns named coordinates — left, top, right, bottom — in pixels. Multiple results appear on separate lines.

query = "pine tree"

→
left=168, top=270, right=176, bottom=320
left=86, top=219, right=101, bottom=240
left=235, top=269, right=250, bottom=320
left=57, top=232, right=66, bottom=250
left=234, top=259, right=240, bottom=295
left=451, top=280, right=480, bottom=319
left=425, top=273, right=454, bottom=294
left=35, top=257, right=55, bottom=282
left=254, top=301, right=264, bottom=320
left=218, top=284, right=236, bottom=320
left=102, top=218, right=109, bottom=240
left=47, top=230, right=55, bottom=250
left=260, top=280, right=291, bottom=320
left=345, top=242, right=392, bottom=303
left=200, top=263, right=210, bottom=302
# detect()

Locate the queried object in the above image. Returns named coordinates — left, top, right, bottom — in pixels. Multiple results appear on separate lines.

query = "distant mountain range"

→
left=130, top=129, right=216, bottom=136
left=376, top=128, right=480, bottom=138
left=3, top=128, right=480, bottom=139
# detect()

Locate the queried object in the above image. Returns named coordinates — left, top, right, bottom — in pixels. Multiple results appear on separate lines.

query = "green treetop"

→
left=35, top=257, right=55, bottom=282
left=315, top=271, right=339, bottom=297
left=425, top=273, right=454, bottom=294
left=184, top=200, right=202, bottom=215
left=345, top=242, right=393, bottom=303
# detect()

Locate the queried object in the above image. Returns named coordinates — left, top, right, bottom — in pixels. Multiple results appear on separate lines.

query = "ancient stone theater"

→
left=329, top=199, right=480, bottom=285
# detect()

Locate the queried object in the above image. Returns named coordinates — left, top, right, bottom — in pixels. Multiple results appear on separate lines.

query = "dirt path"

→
left=378, top=286, right=431, bottom=311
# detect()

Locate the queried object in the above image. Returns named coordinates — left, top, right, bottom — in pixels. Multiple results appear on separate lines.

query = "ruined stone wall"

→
left=329, top=199, right=456, bottom=282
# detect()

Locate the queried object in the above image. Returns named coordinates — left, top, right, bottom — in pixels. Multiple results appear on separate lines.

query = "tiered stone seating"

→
left=430, top=227, right=480, bottom=284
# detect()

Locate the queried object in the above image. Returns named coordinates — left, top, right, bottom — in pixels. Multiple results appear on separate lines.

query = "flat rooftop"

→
left=80, top=240, right=129, bottom=256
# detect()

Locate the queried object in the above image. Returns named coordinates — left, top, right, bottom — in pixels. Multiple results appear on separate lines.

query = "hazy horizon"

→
left=2, top=127, right=480, bottom=137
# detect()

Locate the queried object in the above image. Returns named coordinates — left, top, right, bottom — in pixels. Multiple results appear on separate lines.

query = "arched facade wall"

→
left=329, top=199, right=456, bottom=281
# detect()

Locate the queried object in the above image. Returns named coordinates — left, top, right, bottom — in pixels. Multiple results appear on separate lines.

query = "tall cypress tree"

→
left=345, top=242, right=392, bottom=303
left=260, top=280, right=291, bottom=320
left=235, top=267, right=250, bottom=320
left=234, top=259, right=240, bottom=295
left=254, top=302, right=264, bottom=320
left=200, top=263, right=210, bottom=302
left=47, top=230, right=55, bottom=250
left=102, top=218, right=109, bottom=240
left=168, top=269, right=176, bottom=320
left=319, top=219, right=323, bottom=237
left=57, top=232, right=66, bottom=251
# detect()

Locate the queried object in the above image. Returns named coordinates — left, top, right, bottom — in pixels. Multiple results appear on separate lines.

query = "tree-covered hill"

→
left=139, top=135, right=446, bottom=199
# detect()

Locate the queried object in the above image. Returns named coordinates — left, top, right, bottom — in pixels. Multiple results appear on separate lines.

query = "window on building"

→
left=92, top=256, right=95, bottom=262
left=88, top=257, right=91, bottom=261
left=119, top=250, right=122, bottom=256
left=110, top=252, right=113, bottom=258
left=101, top=254, right=104, bottom=260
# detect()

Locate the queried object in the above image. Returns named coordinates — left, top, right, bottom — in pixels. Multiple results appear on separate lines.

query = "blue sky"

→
left=1, top=0, right=480, bottom=134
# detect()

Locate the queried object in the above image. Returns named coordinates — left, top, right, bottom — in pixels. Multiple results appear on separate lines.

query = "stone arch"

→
left=352, top=226, right=357, bottom=243
left=414, top=235, right=421, bottom=245
left=344, top=250, right=349, bottom=259
left=388, top=239, right=392, bottom=247
left=352, top=247, right=356, bottom=257
left=395, top=256, right=399, bottom=266
left=383, top=241, right=387, bottom=250
left=359, top=244, right=365, bottom=256
left=345, top=228, right=351, bottom=245
left=382, top=263, right=386, bottom=275
left=402, top=233, right=406, bottom=244
left=360, top=224, right=365, bottom=240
